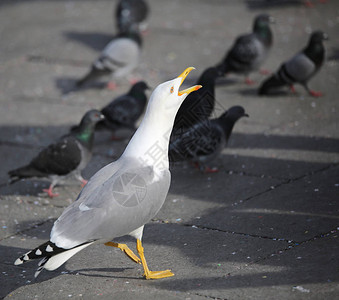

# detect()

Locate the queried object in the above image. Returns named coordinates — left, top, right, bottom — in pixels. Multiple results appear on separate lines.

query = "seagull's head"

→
left=149, top=67, right=202, bottom=114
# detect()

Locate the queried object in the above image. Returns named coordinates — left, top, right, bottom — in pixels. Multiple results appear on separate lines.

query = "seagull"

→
left=97, top=81, right=149, bottom=138
left=216, top=14, right=274, bottom=85
left=115, top=0, right=149, bottom=34
left=169, top=106, right=248, bottom=172
left=258, top=31, right=328, bottom=97
left=8, top=110, right=104, bottom=198
left=14, top=67, right=201, bottom=279
left=76, top=31, right=142, bottom=89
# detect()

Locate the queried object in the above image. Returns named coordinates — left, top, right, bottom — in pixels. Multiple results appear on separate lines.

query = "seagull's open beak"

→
left=177, top=67, right=202, bottom=96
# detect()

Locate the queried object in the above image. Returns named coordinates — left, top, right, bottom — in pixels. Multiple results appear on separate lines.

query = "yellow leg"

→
left=105, top=242, right=141, bottom=264
left=136, top=239, right=174, bottom=280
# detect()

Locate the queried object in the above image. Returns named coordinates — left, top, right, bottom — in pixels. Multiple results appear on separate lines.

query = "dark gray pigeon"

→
left=97, top=81, right=149, bottom=136
left=115, top=0, right=149, bottom=33
left=76, top=32, right=142, bottom=89
left=169, top=106, right=248, bottom=172
left=8, top=110, right=104, bottom=197
left=259, top=31, right=328, bottom=97
left=216, top=14, right=274, bottom=85
left=171, top=67, right=219, bottom=140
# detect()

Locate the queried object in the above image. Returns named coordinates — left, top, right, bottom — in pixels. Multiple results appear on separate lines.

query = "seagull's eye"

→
left=170, top=86, right=174, bottom=94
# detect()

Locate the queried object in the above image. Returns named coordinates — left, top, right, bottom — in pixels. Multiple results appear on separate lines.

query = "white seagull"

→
left=14, top=67, right=201, bottom=280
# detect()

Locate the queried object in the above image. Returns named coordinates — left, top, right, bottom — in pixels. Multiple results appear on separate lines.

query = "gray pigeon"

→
left=97, top=81, right=149, bottom=136
left=216, top=14, right=274, bottom=85
left=8, top=110, right=104, bottom=197
left=14, top=67, right=201, bottom=279
left=259, top=31, right=328, bottom=97
left=76, top=32, right=142, bottom=89
left=115, top=0, right=149, bottom=34
left=170, top=106, right=248, bottom=172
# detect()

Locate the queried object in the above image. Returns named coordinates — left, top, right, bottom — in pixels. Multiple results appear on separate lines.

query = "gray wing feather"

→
left=95, top=38, right=140, bottom=78
left=50, top=157, right=170, bottom=249
left=284, top=53, right=316, bottom=82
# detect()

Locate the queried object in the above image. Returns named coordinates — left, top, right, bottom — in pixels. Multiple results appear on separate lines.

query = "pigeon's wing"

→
left=229, top=34, right=260, bottom=62
left=102, top=95, right=140, bottom=127
left=94, top=38, right=140, bottom=76
left=50, top=157, right=171, bottom=249
left=30, top=137, right=82, bottom=176
left=284, top=53, right=316, bottom=83
left=170, top=121, right=224, bottom=161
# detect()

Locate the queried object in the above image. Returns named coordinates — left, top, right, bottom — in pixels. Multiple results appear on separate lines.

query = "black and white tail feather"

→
left=15, top=240, right=93, bottom=278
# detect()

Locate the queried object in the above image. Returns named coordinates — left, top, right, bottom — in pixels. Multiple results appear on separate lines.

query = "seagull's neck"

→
left=122, top=104, right=177, bottom=171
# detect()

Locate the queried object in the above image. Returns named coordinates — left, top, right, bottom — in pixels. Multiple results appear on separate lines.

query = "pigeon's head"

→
left=133, top=81, right=150, bottom=92
left=220, top=106, right=249, bottom=122
left=149, top=67, right=202, bottom=114
left=310, top=31, right=329, bottom=43
left=198, top=67, right=219, bottom=84
left=81, top=109, right=105, bottom=125
left=254, top=14, right=275, bottom=29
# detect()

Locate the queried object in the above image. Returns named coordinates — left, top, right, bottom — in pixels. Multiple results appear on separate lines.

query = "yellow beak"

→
left=177, top=67, right=202, bottom=96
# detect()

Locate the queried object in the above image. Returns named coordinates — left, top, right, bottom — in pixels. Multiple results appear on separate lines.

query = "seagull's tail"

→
left=14, top=241, right=93, bottom=278
left=258, top=72, right=286, bottom=95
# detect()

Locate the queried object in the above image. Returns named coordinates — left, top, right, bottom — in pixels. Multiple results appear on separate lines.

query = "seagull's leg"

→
left=105, top=242, right=140, bottom=264
left=136, top=239, right=174, bottom=280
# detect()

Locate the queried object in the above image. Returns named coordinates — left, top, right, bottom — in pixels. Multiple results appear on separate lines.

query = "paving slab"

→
left=191, top=165, right=339, bottom=242
left=1, top=222, right=286, bottom=299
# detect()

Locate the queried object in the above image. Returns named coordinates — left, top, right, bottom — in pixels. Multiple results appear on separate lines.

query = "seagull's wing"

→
left=50, top=157, right=171, bottom=249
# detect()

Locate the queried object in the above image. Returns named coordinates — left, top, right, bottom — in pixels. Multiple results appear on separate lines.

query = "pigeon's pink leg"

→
left=259, top=69, right=271, bottom=75
left=107, top=81, right=117, bottom=90
left=81, top=179, right=88, bottom=187
left=309, top=90, right=323, bottom=97
left=245, top=77, right=255, bottom=85
left=42, top=185, right=59, bottom=198
left=290, top=85, right=296, bottom=93
left=304, top=1, right=314, bottom=7
left=204, top=166, right=219, bottom=173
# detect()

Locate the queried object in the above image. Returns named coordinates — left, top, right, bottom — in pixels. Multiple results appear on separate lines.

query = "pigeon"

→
left=14, top=67, right=201, bottom=279
left=115, top=0, right=149, bottom=34
left=169, top=106, right=248, bottom=172
left=96, top=81, right=149, bottom=137
left=216, top=14, right=274, bottom=85
left=171, top=67, right=219, bottom=140
left=258, top=31, right=328, bottom=97
left=76, top=31, right=142, bottom=89
left=8, top=110, right=104, bottom=198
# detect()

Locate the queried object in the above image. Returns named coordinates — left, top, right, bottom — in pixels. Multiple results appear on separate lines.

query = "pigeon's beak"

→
left=177, top=67, right=202, bottom=96
left=243, top=113, right=249, bottom=117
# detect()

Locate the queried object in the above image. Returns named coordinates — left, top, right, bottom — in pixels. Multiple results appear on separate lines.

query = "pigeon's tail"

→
left=76, top=67, right=108, bottom=87
left=258, top=73, right=286, bottom=95
left=8, top=165, right=44, bottom=183
left=14, top=240, right=93, bottom=278
left=215, top=61, right=229, bottom=77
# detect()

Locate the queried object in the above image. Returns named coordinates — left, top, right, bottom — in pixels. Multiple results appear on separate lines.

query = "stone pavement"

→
left=0, top=0, right=339, bottom=299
